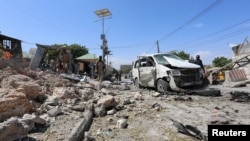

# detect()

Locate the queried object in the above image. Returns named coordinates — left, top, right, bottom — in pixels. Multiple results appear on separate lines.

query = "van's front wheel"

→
left=157, top=79, right=170, bottom=93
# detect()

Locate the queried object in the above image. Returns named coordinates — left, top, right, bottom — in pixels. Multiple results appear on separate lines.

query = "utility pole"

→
left=94, top=8, right=112, bottom=63
left=156, top=40, right=160, bottom=53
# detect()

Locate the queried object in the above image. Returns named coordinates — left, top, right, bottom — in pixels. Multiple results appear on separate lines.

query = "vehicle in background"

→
left=206, top=67, right=226, bottom=84
left=131, top=53, right=208, bottom=93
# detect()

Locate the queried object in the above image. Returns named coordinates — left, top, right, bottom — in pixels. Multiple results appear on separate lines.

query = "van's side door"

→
left=138, top=57, right=156, bottom=87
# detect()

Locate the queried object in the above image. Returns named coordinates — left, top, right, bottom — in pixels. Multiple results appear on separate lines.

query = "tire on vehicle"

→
left=157, top=79, right=171, bottom=93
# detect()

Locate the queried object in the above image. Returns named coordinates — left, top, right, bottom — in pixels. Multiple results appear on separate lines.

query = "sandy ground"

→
left=85, top=84, right=250, bottom=141
left=25, top=82, right=250, bottom=141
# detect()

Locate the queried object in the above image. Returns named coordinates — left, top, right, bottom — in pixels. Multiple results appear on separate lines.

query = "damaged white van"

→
left=132, top=53, right=207, bottom=92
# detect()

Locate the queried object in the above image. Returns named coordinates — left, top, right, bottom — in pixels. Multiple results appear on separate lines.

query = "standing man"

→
left=96, top=56, right=106, bottom=82
left=193, top=55, right=205, bottom=75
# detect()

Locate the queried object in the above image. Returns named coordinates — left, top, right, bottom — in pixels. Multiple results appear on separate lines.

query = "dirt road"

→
left=85, top=85, right=250, bottom=141
left=22, top=79, right=250, bottom=141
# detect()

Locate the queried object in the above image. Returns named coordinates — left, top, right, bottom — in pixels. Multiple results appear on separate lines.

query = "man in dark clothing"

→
left=95, top=56, right=106, bottom=82
left=193, top=55, right=205, bottom=74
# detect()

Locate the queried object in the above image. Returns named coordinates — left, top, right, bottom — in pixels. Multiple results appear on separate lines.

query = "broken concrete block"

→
left=52, top=87, right=75, bottom=99
left=0, top=89, right=32, bottom=122
left=47, top=106, right=63, bottom=117
left=116, top=118, right=128, bottom=129
left=70, top=104, right=85, bottom=112
left=0, top=117, right=29, bottom=141
left=40, top=114, right=50, bottom=123
left=107, top=109, right=116, bottom=115
left=102, top=81, right=112, bottom=88
left=97, top=95, right=116, bottom=108
left=0, top=74, right=41, bottom=100
left=1, top=74, right=32, bottom=88
left=94, top=104, right=106, bottom=117
left=152, top=92, right=162, bottom=97
left=79, top=89, right=94, bottom=101
left=101, top=88, right=110, bottom=95
left=100, top=88, right=118, bottom=96
left=89, top=80, right=101, bottom=90
left=22, top=113, right=47, bottom=125
left=22, top=82, right=40, bottom=100
left=68, top=111, right=93, bottom=141
left=133, top=92, right=143, bottom=100
left=44, top=95, right=60, bottom=106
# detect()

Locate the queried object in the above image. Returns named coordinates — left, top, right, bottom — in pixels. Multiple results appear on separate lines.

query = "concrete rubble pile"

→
left=0, top=66, right=136, bottom=141
left=1, top=65, right=250, bottom=141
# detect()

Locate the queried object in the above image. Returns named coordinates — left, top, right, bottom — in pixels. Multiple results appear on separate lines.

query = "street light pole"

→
left=102, top=18, right=104, bottom=35
left=94, top=8, right=112, bottom=63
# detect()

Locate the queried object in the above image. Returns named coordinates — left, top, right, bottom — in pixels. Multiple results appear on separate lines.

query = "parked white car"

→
left=131, top=53, right=205, bottom=92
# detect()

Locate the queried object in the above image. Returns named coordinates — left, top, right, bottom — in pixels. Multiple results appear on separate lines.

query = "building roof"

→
left=76, top=53, right=98, bottom=60
left=0, top=34, right=22, bottom=42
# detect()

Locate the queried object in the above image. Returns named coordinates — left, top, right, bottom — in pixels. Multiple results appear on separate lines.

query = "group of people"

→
left=92, top=54, right=206, bottom=82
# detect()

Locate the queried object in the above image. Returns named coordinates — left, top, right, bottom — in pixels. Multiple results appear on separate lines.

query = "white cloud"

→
left=192, top=51, right=212, bottom=65
left=192, top=50, right=233, bottom=66
left=193, top=51, right=211, bottom=58
left=193, top=23, right=203, bottom=28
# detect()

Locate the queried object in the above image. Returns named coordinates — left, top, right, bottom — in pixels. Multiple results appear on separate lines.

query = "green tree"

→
left=46, top=44, right=88, bottom=60
left=46, top=44, right=62, bottom=60
left=68, top=44, right=88, bottom=58
left=172, top=50, right=190, bottom=60
left=212, top=56, right=232, bottom=69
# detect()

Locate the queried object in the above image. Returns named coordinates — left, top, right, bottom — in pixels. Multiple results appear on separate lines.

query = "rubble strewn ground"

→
left=1, top=66, right=250, bottom=141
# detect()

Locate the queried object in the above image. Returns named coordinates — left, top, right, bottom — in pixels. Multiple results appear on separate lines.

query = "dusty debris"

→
left=1, top=62, right=250, bottom=141
left=230, top=91, right=250, bottom=102
left=174, top=96, right=193, bottom=101
left=97, top=95, right=117, bottom=108
left=0, top=114, right=47, bottom=141
left=47, top=106, right=63, bottom=117
left=94, top=104, right=106, bottom=117
left=133, top=91, right=143, bottom=100
left=151, top=103, right=162, bottom=111
left=171, top=118, right=207, bottom=141
left=208, top=115, right=232, bottom=125
left=116, top=118, right=128, bottom=129
left=52, top=87, right=75, bottom=99
left=107, top=109, right=116, bottom=115
left=1, top=74, right=41, bottom=100
left=152, top=92, right=162, bottom=97
left=0, top=88, right=32, bottom=122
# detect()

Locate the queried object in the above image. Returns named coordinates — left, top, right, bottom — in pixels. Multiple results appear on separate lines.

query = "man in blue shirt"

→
left=194, top=55, right=205, bottom=74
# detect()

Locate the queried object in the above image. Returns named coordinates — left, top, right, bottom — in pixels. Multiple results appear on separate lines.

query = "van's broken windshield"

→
left=153, top=53, right=184, bottom=64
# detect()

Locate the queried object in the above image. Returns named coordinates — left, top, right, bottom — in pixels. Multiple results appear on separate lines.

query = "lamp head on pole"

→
left=94, top=8, right=112, bottom=18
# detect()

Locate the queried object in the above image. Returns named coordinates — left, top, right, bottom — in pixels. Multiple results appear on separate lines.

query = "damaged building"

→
left=0, top=34, right=23, bottom=59
left=229, top=38, right=250, bottom=79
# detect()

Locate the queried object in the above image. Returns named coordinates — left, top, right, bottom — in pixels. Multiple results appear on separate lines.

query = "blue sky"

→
left=1, top=0, right=250, bottom=69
